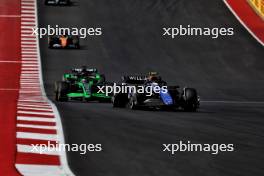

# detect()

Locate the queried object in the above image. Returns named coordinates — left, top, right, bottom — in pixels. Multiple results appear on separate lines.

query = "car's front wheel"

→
left=55, top=81, right=69, bottom=102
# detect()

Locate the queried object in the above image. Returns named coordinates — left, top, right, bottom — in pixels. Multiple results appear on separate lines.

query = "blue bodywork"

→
left=160, top=91, right=173, bottom=105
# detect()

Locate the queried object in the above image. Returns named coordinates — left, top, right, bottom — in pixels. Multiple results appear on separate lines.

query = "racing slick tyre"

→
left=55, top=81, right=69, bottom=102
left=48, top=36, right=54, bottom=48
left=182, top=88, right=198, bottom=112
left=75, top=44, right=80, bottom=49
left=128, top=96, right=137, bottom=110
left=48, top=44, right=53, bottom=49
left=112, top=96, right=120, bottom=107
left=72, top=36, right=80, bottom=49
left=112, top=94, right=126, bottom=108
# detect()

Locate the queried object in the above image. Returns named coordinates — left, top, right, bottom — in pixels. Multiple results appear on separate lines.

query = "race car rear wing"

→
left=122, top=75, right=148, bottom=84
left=72, top=68, right=98, bottom=73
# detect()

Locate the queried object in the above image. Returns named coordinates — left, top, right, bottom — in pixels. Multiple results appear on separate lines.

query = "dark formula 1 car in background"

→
left=55, top=66, right=111, bottom=102
left=48, top=35, right=80, bottom=49
left=112, top=72, right=200, bottom=111
left=45, top=0, right=70, bottom=5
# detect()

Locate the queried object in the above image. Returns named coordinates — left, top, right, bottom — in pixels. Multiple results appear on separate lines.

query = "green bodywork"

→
left=63, top=73, right=111, bottom=101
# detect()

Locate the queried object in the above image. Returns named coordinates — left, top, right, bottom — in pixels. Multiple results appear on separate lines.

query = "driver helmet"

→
left=81, top=78, right=87, bottom=83
left=148, top=72, right=159, bottom=82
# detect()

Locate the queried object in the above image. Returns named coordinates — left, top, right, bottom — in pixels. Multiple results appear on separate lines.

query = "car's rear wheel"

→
left=74, top=44, right=80, bottom=49
left=112, top=96, right=120, bottom=107
left=128, top=96, right=137, bottom=110
left=182, top=88, right=198, bottom=112
left=112, top=94, right=123, bottom=108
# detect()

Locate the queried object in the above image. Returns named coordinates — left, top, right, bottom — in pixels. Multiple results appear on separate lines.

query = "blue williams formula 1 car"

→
left=112, top=72, right=200, bottom=111
left=45, top=0, right=70, bottom=5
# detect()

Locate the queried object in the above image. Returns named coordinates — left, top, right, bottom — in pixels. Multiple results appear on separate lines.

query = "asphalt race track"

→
left=38, top=0, right=264, bottom=176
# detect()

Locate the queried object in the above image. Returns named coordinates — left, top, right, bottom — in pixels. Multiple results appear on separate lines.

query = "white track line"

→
left=17, top=124, right=56, bottom=130
left=17, top=144, right=60, bottom=156
left=20, top=83, right=40, bottom=85
left=20, top=91, right=42, bottom=94
left=21, top=6, right=35, bottom=10
left=17, top=132, right=58, bottom=141
left=20, top=82, right=40, bottom=84
left=21, top=2, right=35, bottom=5
left=18, top=105, right=51, bottom=109
left=17, top=106, right=53, bottom=112
left=16, top=165, right=66, bottom=176
left=20, top=82, right=39, bottom=84
left=18, top=99, right=47, bottom=102
left=17, top=116, right=56, bottom=122
left=20, top=72, right=40, bottom=74
left=18, top=111, right=54, bottom=116
left=21, top=38, right=37, bottom=41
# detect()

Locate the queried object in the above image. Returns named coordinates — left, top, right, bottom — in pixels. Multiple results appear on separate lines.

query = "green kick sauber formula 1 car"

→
left=54, top=67, right=111, bottom=102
